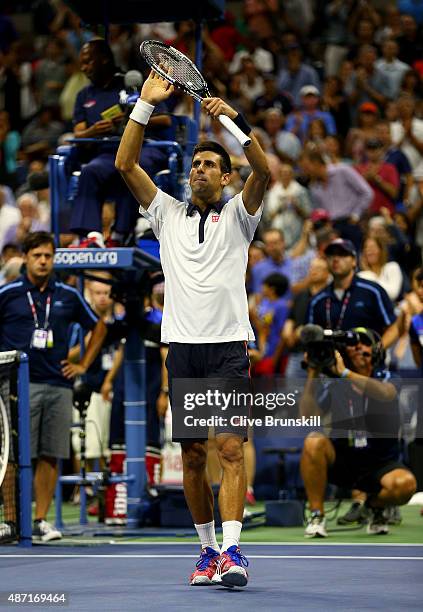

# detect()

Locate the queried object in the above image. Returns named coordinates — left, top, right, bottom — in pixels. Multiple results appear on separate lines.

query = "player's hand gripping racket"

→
left=140, top=40, right=251, bottom=148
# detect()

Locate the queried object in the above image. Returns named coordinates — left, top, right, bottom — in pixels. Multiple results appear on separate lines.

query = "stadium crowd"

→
left=0, top=0, right=423, bottom=540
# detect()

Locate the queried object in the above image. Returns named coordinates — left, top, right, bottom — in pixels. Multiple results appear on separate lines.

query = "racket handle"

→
left=218, top=114, right=251, bottom=148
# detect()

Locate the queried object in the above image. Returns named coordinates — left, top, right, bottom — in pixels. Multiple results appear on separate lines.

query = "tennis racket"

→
left=0, top=396, right=10, bottom=487
left=140, top=40, right=252, bottom=148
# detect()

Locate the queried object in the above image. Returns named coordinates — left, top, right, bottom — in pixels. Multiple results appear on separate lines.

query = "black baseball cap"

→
left=324, top=238, right=357, bottom=258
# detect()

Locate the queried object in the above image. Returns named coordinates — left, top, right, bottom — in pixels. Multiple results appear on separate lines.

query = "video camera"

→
left=300, top=324, right=361, bottom=370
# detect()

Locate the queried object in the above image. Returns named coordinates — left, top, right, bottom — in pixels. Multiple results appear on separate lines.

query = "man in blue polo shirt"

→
left=0, top=231, right=107, bottom=541
left=307, top=238, right=398, bottom=347
left=69, top=38, right=171, bottom=243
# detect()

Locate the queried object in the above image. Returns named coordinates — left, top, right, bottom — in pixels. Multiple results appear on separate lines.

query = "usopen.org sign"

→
left=54, top=248, right=133, bottom=269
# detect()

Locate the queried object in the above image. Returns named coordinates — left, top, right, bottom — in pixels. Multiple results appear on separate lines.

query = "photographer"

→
left=307, top=238, right=398, bottom=348
left=299, top=327, right=416, bottom=538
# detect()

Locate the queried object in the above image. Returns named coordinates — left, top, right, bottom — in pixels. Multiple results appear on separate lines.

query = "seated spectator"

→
left=0, top=111, right=20, bottom=189
left=375, top=5, right=402, bottom=44
left=300, top=328, right=416, bottom=538
left=376, top=120, right=413, bottom=205
left=322, top=135, right=343, bottom=164
left=392, top=211, right=421, bottom=274
left=262, top=108, right=302, bottom=164
left=277, top=43, right=321, bottom=108
left=300, top=148, right=372, bottom=250
left=346, top=101, right=379, bottom=163
left=390, top=95, right=423, bottom=180
left=226, top=73, right=252, bottom=117
left=375, top=39, right=410, bottom=100
left=34, top=38, right=68, bottom=110
left=399, top=69, right=423, bottom=100
left=285, top=85, right=336, bottom=144
left=229, top=33, right=274, bottom=75
left=21, top=106, right=65, bottom=154
left=250, top=229, right=294, bottom=297
left=209, top=11, right=243, bottom=63
left=304, top=119, right=328, bottom=151
left=358, top=235, right=403, bottom=302
left=250, top=273, right=290, bottom=376
left=0, top=187, right=21, bottom=253
left=59, top=56, right=90, bottom=128
left=321, top=76, right=351, bottom=139
left=396, top=266, right=423, bottom=373
left=366, top=210, right=411, bottom=273
left=251, top=74, right=293, bottom=127
left=246, top=240, right=266, bottom=295
left=263, top=163, right=311, bottom=249
left=3, top=192, right=50, bottom=247
left=355, top=138, right=399, bottom=215
left=236, top=55, right=265, bottom=103
left=321, top=0, right=351, bottom=77
left=0, top=243, right=23, bottom=285
left=347, top=15, right=379, bottom=63
left=345, top=45, right=391, bottom=122
left=1, top=256, right=24, bottom=285
left=399, top=267, right=423, bottom=373
left=397, top=14, right=423, bottom=66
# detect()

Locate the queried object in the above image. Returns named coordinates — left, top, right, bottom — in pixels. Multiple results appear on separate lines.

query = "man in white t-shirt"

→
left=116, top=69, right=270, bottom=588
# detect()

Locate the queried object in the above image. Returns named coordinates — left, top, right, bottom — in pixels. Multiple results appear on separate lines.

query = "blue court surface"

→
left=0, top=542, right=422, bottom=611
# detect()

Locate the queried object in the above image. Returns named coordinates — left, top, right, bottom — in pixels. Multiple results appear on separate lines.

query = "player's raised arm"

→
left=115, top=69, right=174, bottom=210
left=202, top=97, right=270, bottom=214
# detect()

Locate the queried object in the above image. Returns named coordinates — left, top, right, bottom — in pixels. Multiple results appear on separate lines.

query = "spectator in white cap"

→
left=285, top=85, right=337, bottom=143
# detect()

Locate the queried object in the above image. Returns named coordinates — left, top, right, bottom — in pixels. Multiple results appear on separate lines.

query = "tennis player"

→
left=116, top=70, right=270, bottom=588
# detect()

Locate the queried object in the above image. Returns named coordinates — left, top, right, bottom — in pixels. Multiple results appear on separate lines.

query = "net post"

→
left=54, top=460, right=64, bottom=530
left=17, top=352, right=32, bottom=548
left=124, top=329, right=147, bottom=527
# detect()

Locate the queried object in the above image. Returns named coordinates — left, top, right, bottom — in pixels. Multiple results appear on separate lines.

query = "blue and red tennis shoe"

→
left=190, top=547, right=220, bottom=586
left=211, top=546, right=249, bottom=588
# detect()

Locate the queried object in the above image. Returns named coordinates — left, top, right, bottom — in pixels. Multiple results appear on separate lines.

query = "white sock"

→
left=194, top=520, right=220, bottom=552
left=221, top=520, right=242, bottom=552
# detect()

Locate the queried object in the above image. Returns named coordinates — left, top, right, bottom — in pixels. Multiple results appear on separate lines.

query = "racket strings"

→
left=142, top=41, right=208, bottom=96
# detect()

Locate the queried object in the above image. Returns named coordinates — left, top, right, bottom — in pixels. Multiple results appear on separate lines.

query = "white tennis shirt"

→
left=140, top=189, right=262, bottom=343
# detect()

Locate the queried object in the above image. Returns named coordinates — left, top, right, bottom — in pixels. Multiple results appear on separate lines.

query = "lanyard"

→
left=27, top=291, right=51, bottom=330
left=325, top=291, right=351, bottom=330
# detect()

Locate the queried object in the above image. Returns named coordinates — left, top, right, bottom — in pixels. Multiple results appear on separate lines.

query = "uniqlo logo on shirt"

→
left=212, top=215, right=220, bottom=222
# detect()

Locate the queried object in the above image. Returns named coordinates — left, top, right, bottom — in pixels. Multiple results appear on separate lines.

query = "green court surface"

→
left=47, top=501, right=423, bottom=546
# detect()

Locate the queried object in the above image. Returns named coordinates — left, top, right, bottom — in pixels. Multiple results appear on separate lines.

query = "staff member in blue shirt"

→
left=307, top=239, right=398, bottom=348
left=0, top=231, right=107, bottom=541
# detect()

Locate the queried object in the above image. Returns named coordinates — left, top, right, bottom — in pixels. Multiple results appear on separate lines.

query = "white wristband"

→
left=129, top=99, right=155, bottom=125
left=340, top=368, right=351, bottom=378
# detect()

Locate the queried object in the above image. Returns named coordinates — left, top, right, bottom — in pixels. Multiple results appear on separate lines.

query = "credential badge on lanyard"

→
left=27, top=291, right=53, bottom=350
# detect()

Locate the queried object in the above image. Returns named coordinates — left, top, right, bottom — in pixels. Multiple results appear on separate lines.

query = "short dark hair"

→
left=86, top=38, right=115, bottom=68
left=413, top=267, right=423, bottom=283
left=1, top=243, right=21, bottom=256
left=192, top=141, right=232, bottom=174
left=263, top=273, right=289, bottom=297
left=22, top=231, right=55, bottom=254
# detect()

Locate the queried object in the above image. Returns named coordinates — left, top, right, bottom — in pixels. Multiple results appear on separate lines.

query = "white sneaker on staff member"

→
left=32, top=519, right=62, bottom=542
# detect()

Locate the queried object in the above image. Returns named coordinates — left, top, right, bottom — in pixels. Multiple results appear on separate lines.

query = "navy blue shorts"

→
left=166, top=341, right=250, bottom=443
